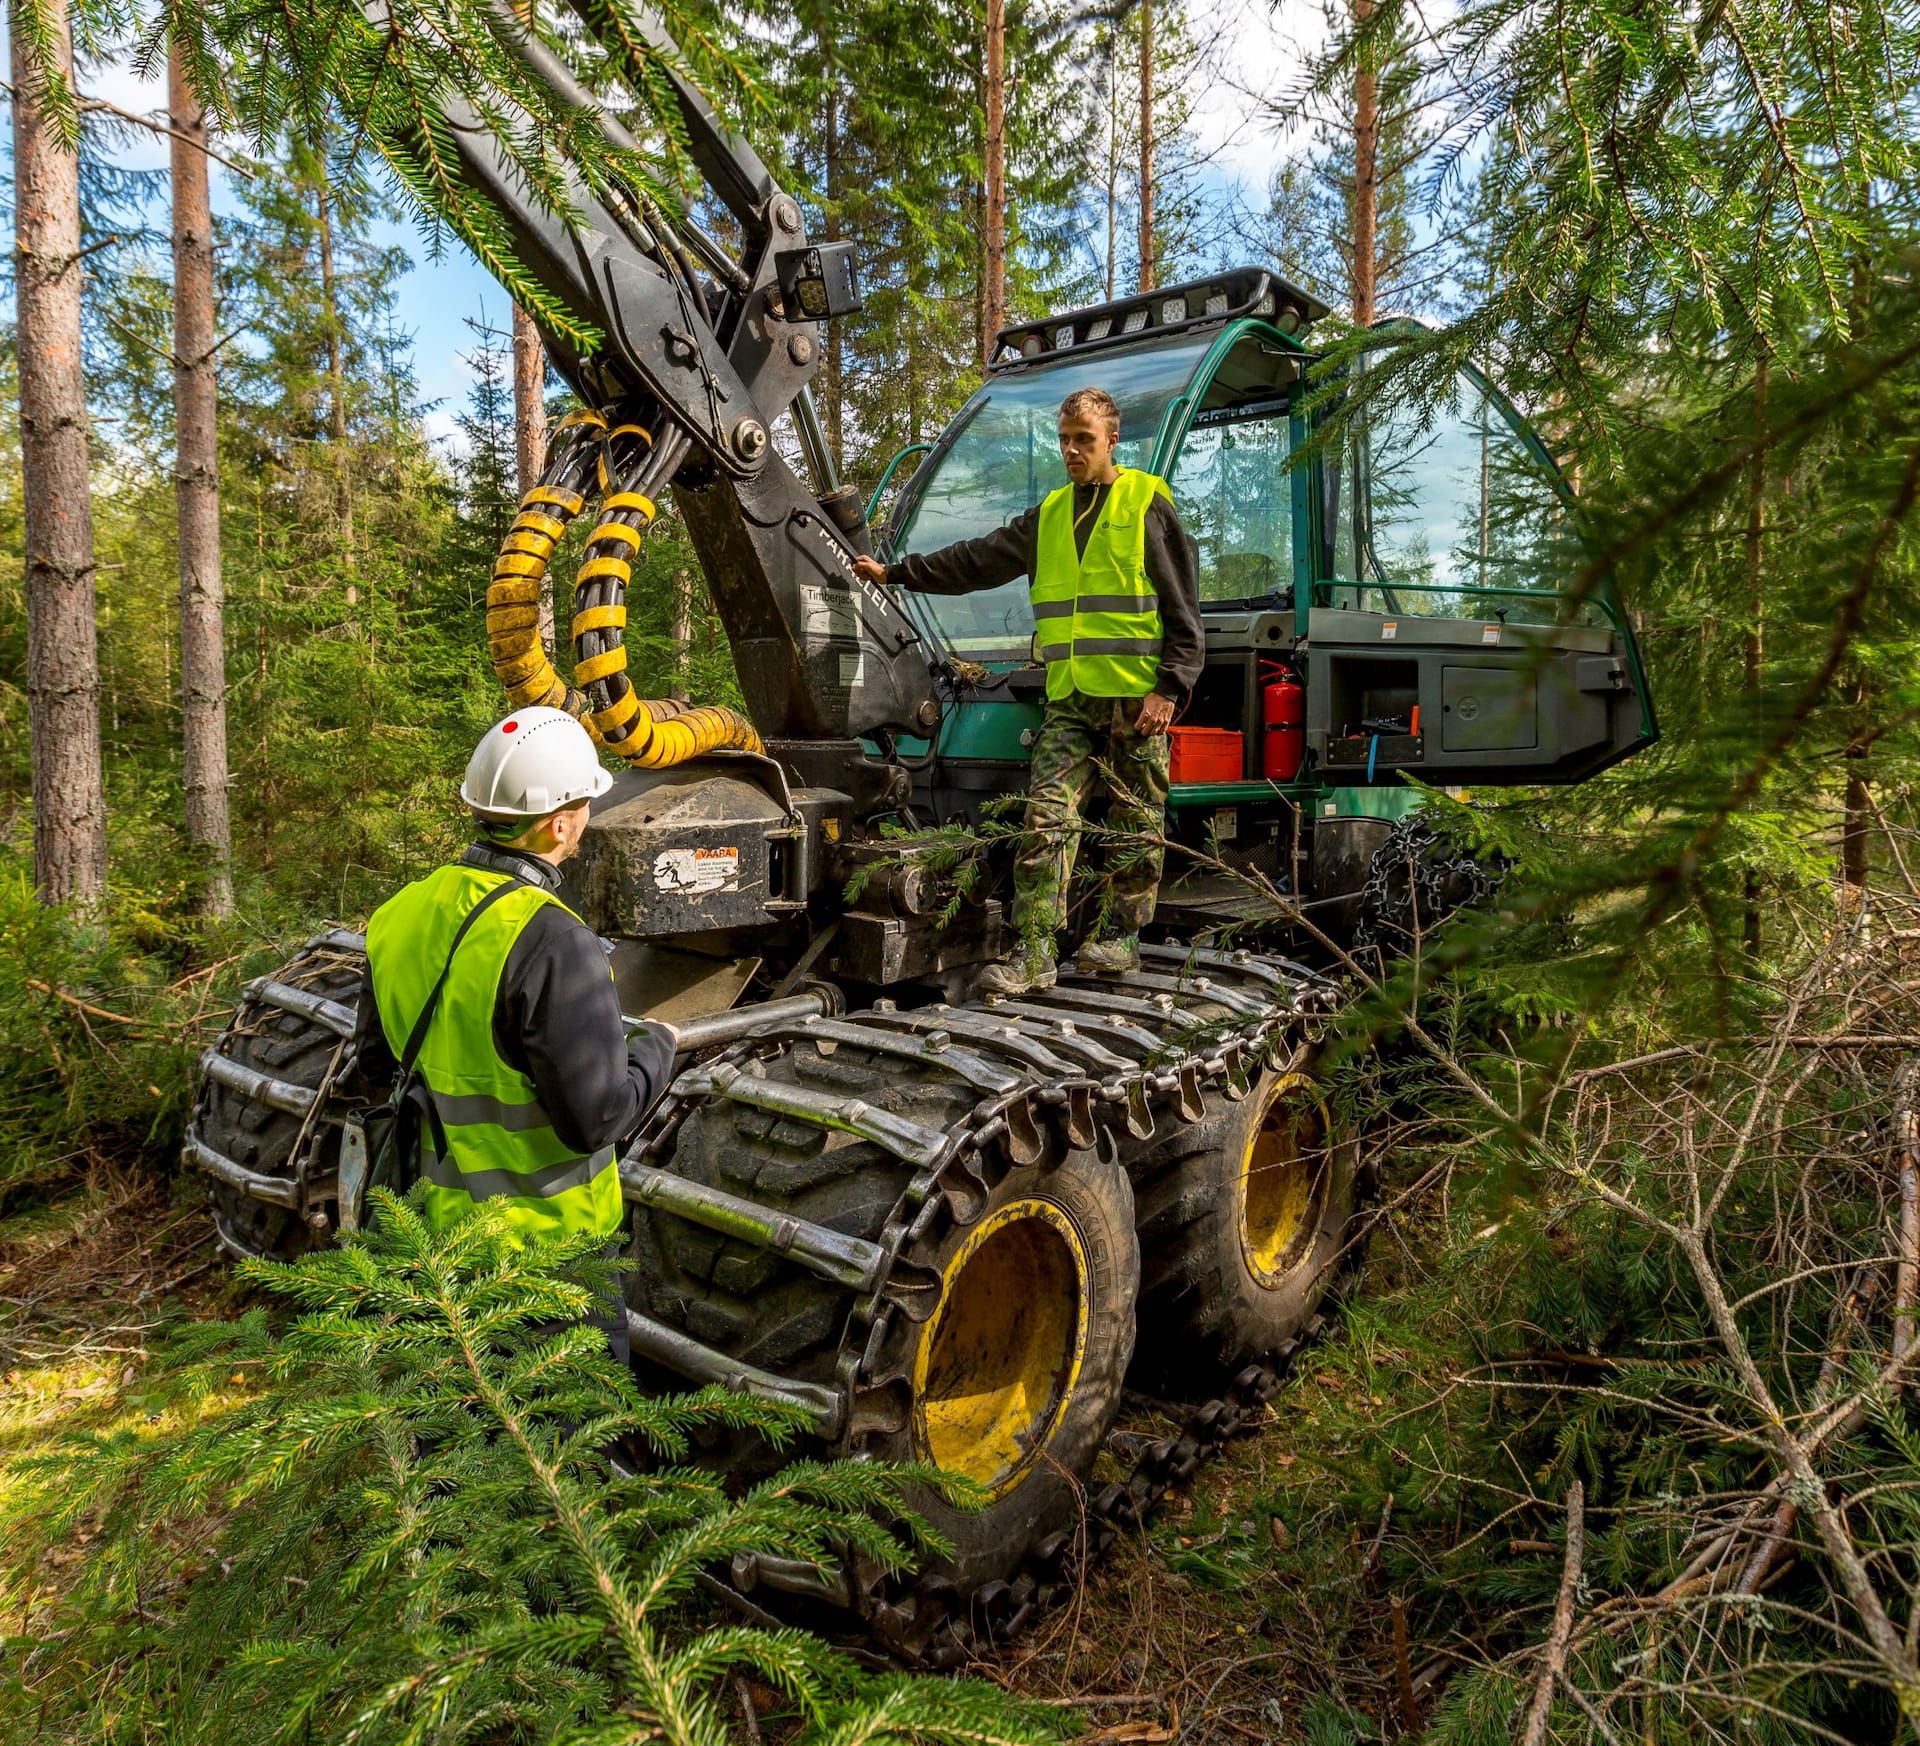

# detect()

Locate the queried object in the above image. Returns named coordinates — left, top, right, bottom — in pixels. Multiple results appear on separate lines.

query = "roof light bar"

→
left=988, top=267, right=1330, bottom=372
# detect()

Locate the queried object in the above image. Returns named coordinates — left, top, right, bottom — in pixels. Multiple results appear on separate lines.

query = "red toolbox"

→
left=1169, top=726, right=1245, bottom=783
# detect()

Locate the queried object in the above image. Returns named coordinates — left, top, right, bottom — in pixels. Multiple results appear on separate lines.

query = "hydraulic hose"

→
left=484, top=409, right=763, bottom=767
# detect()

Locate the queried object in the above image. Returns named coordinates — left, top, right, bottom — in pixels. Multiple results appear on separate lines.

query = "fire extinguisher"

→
left=1261, top=666, right=1306, bottom=781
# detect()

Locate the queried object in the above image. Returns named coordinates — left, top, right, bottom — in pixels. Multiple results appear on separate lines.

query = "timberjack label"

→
left=799, top=582, right=860, bottom=642
left=654, top=846, right=741, bottom=895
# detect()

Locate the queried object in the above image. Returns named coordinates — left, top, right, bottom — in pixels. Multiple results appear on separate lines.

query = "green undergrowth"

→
left=1028, top=892, right=1920, bottom=1744
left=0, top=1194, right=1069, bottom=1746
left=0, top=857, right=382, bottom=1210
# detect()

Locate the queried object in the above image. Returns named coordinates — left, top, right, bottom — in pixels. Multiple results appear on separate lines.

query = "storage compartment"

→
left=1183, top=656, right=1254, bottom=732
left=1441, top=665, right=1537, bottom=751
left=1324, top=656, right=1420, bottom=739
left=1170, top=726, right=1245, bottom=783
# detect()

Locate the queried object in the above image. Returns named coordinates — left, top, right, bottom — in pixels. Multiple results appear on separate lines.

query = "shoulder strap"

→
left=390, top=875, right=524, bottom=1092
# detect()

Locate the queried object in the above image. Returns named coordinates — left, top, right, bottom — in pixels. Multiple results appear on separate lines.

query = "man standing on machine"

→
left=853, top=386, right=1202, bottom=994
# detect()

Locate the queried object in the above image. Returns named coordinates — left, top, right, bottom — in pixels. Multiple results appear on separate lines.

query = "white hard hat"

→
left=460, top=707, right=614, bottom=818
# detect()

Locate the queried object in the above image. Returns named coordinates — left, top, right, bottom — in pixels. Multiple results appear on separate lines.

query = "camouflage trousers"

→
left=1013, top=692, right=1172, bottom=945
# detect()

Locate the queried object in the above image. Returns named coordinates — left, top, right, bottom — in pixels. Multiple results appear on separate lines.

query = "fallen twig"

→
left=734, top=1676, right=762, bottom=1745
left=1892, top=1058, right=1920, bottom=1364
left=1521, top=1481, right=1584, bottom=1746
left=26, top=980, right=143, bottom=1027
left=1391, top=1593, right=1418, bottom=1733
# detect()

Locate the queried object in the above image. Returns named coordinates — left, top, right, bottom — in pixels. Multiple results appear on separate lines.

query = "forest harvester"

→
left=187, top=0, right=1659, bottom=1665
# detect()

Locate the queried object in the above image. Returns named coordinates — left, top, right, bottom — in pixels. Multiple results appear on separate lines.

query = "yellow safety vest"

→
left=1030, top=468, right=1171, bottom=701
left=365, top=864, right=626, bottom=1242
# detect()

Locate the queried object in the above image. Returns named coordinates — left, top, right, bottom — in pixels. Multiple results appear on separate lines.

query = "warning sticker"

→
left=1381, top=620, right=1398, bottom=640
left=799, top=582, right=860, bottom=642
left=839, top=652, right=864, bottom=686
left=1481, top=623, right=1502, bottom=645
left=654, top=846, right=740, bottom=895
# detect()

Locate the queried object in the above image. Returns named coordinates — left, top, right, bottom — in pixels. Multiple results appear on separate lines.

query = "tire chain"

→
left=1354, top=815, right=1510, bottom=952
left=192, top=940, right=1359, bottom=1669
left=624, top=949, right=1362, bottom=1668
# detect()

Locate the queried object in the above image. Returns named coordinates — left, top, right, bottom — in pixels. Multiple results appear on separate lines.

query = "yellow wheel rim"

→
left=1238, top=1073, right=1331, bottom=1288
left=912, top=1198, right=1090, bottom=1500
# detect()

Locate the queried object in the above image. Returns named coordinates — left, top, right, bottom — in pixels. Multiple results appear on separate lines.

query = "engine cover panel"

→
left=568, top=766, right=791, bottom=936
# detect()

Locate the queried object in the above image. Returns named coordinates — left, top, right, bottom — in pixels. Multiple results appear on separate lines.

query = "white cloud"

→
left=1186, top=0, right=1330, bottom=185
left=80, top=57, right=171, bottom=173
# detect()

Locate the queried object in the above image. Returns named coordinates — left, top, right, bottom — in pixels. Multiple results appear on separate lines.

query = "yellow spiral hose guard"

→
left=483, top=411, right=763, bottom=769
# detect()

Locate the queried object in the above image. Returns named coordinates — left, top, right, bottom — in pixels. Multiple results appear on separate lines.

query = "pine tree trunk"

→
left=1137, top=0, right=1155, bottom=294
left=511, top=306, right=547, bottom=500
left=981, top=0, right=1007, bottom=369
left=512, top=302, right=550, bottom=650
left=823, top=77, right=844, bottom=469
left=171, top=44, right=232, bottom=916
left=13, top=0, right=107, bottom=905
left=670, top=567, right=692, bottom=703
left=1105, top=37, right=1119, bottom=302
left=1350, top=0, right=1378, bottom=325
left=1842, top=681, right=1872, bottom=897
left=314, top=156, right=355, bottom=585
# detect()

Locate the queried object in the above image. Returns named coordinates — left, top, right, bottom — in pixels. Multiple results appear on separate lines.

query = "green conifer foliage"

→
left=208, top=133, right=504, bottom=912
left=5, top=1194, right=1068, bottom=1745
left=721, top=0, right=1099, bottom=481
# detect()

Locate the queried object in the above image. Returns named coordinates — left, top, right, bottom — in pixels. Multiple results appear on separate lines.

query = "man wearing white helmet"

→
left=354, top=707, right=678, bottom=1285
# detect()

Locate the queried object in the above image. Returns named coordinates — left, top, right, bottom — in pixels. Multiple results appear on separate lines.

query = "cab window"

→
left=1165, top=331, right=1298, bottom=606
left=1327, top=353, right=1594, bottom=627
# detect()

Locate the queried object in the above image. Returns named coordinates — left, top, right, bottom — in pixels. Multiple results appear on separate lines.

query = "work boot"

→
left=1076, top=934, right=1141, bottom=976
left=977, top=941, right=1057, bottom=998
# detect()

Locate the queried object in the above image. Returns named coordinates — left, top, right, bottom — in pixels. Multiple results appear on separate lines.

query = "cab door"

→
left=1301, top=333, right=1657, bottom=787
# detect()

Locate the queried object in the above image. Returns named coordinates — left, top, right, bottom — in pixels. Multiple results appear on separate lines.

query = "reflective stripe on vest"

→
left=365, top=863, right=625, bottom=1243
left=1030, top=468, right=1171, bottom=700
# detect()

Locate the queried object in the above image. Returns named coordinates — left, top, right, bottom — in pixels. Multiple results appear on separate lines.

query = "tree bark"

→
left=1842, top=683, right=1872, bottom=895
left=823, top=75, right=844, bottom=468
left=1105, top=36, right=1119, bottom=302
left=512, top=302, right=550, bottom=649
left=1137, top=0, right=1155, bottom=294
left=511, top=305, right=547, bottom=501
left=170, top=45, right=232, bottom=916
left=1350, top=0, right=1378, bottom=325
left=314, top=152, right=355, bottom=584
left=14, top=0, right=107, bottom=905
left=982, top=0, right=1007, bottom=369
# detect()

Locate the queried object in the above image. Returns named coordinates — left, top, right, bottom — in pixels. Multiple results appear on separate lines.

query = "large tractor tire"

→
left=1128, top=1060, right=1362, bottom=1394
left=627, top=1027, right=1139, bottom=1644
left=187, top=933, right=365, bottom=1260
left=190, top=934, right=1335, bottom=1659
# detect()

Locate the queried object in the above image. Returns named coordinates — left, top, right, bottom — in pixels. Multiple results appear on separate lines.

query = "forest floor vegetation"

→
left=6, top=862, right=1920, bottom=1742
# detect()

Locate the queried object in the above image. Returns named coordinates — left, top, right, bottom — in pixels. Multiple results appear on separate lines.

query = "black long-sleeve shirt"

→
left=884, top=477, right=1205, bottom=701
left=354, top=843, right=676, bottom=1156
